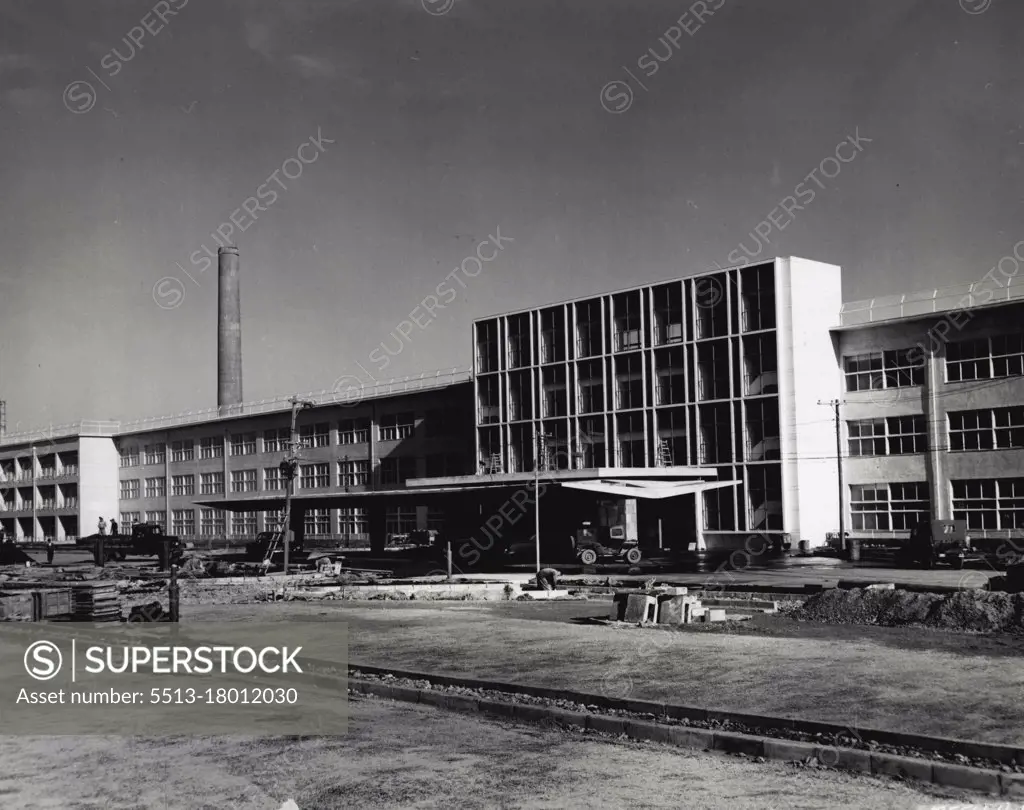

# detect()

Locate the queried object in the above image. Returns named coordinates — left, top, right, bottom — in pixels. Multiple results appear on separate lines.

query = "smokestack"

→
left=217, top=246, right=242, bottom=413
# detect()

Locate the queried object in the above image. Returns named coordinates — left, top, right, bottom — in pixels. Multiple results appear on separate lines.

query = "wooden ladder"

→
left=487, top=453, right=503, bottom=474
left=657, top=439, right=674, bottom=467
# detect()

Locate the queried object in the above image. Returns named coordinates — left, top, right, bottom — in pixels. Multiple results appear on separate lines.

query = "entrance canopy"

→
left=560, top=479, right=740, bottom=500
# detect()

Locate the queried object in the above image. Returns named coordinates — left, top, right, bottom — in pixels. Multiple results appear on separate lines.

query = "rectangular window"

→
left=339, top=459, right=370, bottom=487
left=230, top=469, right=258, bottom=493
left=145, top=510, right=166, bottom=528
left=120, top=479, right=140, bottom=500
left=339, top=419, right=370, bottom=445
left=229, top=433, right=257, bottom=456
left=385, top=507, right=418, bottom=537
left=143, top=444, right=166, bottom=465
left=120, top=511, right=140, bottom=531
left=992, top=334, right=1024, bottom=378
left=263, top=467, right=285, bottom=491
left=170, top=440, right=194, bottom=462
left=890, top=482, right=929, bottom=531
left=200, top=472, right=224, bottom=495
left=263, top=428, right=291, bottom=453
left=265, top=509, right=287, bottom=532
left=843, top=350, right=924, bottom=392
left=144, top=477, right=166, bottom=498
left=380, top=457, right=415, bottom=486
left=299, top=463, right=330, bottom=489
left=951, top=479, right=998, bottom=529
left=231, top=513, right=257, bottom=537
left=304, top=509, right=330, bottom=536
left=171, top=509, right=195, bottom=536
left=171, top=474, right=195, bottom=497
left=299, top=423, right=330, bottom=448
left=199, top=437, right=223, bottom=459
left=199, top=508, right=226, bottom=537
left=848, top=419, right=886, bottom=457
left=946, top=338, right=991, bottom=382
left=949, top=410, right=994, bottom=451
left=850, top=484, right=890, bottom=531
left=379, top=412, right=415, bottom=441
left=994, top=406, right=1024, bottom=449
left=886, top=415, right=927, bottom=455
left=119, top=448, right=139, bottom=468
left=339, top=507, right=368, bottom=537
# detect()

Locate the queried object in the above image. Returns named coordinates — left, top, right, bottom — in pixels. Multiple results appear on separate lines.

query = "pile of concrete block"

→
left=610, top=587, right=727, bottom=625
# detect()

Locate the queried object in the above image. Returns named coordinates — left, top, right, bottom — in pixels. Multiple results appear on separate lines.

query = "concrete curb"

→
left=347, top=662, right=1024, bottom=767
left=349, top=678, right=1013, bottom=796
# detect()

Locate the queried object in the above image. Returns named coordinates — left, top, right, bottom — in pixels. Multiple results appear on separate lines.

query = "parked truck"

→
left=899, top=519, right=973, bottom=569
left=573, top=521, right=642, bottom=566
left=77, top=522, right=182, bottom=567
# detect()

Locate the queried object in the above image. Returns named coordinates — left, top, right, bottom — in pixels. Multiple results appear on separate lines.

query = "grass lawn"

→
left=188, top=599, right=1024, bottom=746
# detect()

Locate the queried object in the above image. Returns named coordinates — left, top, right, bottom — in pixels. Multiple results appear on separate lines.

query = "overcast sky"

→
left=0, top=0, right=1021, bottom=432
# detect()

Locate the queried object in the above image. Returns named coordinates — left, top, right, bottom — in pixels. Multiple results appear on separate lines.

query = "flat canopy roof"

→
left=196, top=467, right=724, bottom=512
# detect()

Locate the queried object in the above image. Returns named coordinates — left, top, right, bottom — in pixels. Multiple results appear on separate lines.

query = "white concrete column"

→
left=926, top=348, right=949, bottom=520
left=694, top=492, right=706, bottom=551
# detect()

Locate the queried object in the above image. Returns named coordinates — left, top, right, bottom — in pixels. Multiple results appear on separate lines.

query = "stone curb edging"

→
left=346, top=662, right=1024, bottom=768
left=349, top=678, right=1022, bottom=798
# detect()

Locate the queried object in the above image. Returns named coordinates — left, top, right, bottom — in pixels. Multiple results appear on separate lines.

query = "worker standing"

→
left=110, top=518, right=119, bottom=537
left=46, top=538, right=55, bottom=565
left=97, top=517, right=107, bottom=536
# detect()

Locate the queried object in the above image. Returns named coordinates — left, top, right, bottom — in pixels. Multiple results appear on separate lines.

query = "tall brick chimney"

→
left=217, top=246, right=242, bottom=414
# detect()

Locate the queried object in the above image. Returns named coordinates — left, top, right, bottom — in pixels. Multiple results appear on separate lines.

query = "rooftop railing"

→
left=0, top=420, right=120, bottom=447
left=839, top=277, right=1024, bottom=327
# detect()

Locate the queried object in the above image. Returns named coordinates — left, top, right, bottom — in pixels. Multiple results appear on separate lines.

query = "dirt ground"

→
left=0, top=695, right=968, bottom=810
left=182, top=599, right=1024, bottom=745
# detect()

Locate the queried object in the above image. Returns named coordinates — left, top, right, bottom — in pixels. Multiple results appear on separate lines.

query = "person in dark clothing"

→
left=110, top=518, right=119, bottom=537
left=46, top=538, right=55, bottom=565
left=536, top=567, right=561, bottom=590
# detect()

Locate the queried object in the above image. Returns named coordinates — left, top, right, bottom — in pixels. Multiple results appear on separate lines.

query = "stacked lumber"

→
left=71, top=583, right=121, bottom=622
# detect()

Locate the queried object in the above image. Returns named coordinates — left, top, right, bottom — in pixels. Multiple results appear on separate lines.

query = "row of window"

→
left=119, top=455, right=464, bottom=499
left=846, top=407, right=1024, bottom=456
left=122, top=507, right=441, bottom=537
left=843, top=333, right=1024, bottom=392
left=117, top=412, right=457, bottom=468
left=850, top=478, right=1024, bottom=531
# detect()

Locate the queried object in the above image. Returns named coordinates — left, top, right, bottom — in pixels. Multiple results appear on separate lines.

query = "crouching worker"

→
left=536, top=567, right=560, bottom=591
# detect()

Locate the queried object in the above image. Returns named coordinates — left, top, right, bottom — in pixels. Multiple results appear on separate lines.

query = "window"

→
left=380, top=456, right=416, bottom=486
left=887, top=415, right=927, bottom=454
left=145, top=510, right=166, bottom=528
left=947, top=334, right=1024, bottom=382
left=848, top=420, right=887, bottom=456
left=427, top=507, right=445, bottom=533
left=949, top=410, right=994, bottom=451
left=339, top=419, right=370, bottom=445
left=740, top=264, right=776, bottom=332
left=616, top=412, right=645, bottom=467
left=170, top=440, right=194, bottom=462
left=231, top=513, right=257, bottom=537
left=952, top=478, right=1024, bottom=530
left=539, top=308, right=565, bottom=363
left=992, top=334, right=1024, bottom=378
left=119, top=448, right=139, bottom=468
left=386, top=507, right=417, bottom=536
left=849, top=485, right=889, bottom=531
left=199, top=508, right=226, bottom=537
left=379, top=412, right=415, bottom=441
left=542, top=365, right=568, bottom=417
left=120, top=479, right=140, bottom=500
left=615, top=353, right=644, bottom=409
left=576, top=299, right=603, bottom=357
left=339, top=459, right=370, bottom=487
left=299, top=463, right=330, bottom=489
left=144, top=477, right=166, bottom=498
left=300, top=423, right=330, bottom=448
left=612, top=292, right=641, bottom=352
left=844, top=350, right=924, bottom=392
left=265, top=509, right=287, bottom=532
left=231, top=469, right=258, bottom=493
left=199, top=437, right=223, bottom=459
left=304, top=509, right=330, bottom=536
left=171, top=509, right=195, bottom=536
left=994, top=407, right=1024, bottom=449
left=229, top=433, right=257, bottom=456
left=263, top=428, right=291, bottom=453
left=171, top=474, right=195, bottom=497
left=120, top=511, right=140, bottom=531
left=143, top=444, right=166, bottom=465
left=696, top=341, right=730, bottom=401
left=655, top=347, right=686, bottom=406
left=507, top=314, right=531, bottom=369
left=263, top=467, right=285, bottom=491
left=339, top=507, right=368, bottom=536
left=890, top=483, right=929, bottom=531
left=653, top=284, right=684, bottom=345
left=200, top=472, right=224, bottom=495
left=476, top=320, right=499, bottom=373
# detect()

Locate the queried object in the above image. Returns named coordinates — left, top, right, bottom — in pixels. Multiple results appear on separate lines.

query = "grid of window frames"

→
left=264, top=467, right=285, bottom=491
left=948, top=407, right=1024, bottom=451
left=171, top=509, right=195, bottom=536
left=299, top=423, right=330, bottom=448
left=231, top=469, right=257, bottom=493
left=143, top=444, right=166, bottom=465
left=120, top=511, right=140, bottom=530
left=849, top=482, right=929, bottom=531
left=847, top=416, right=927, bottom=456
left=379, top=412, right=415, bottom=441
left=199, top=437, right=223, bottom=459
left=144, top=477, right=165, bottom=498
left=299, top=463, right=330, bottom=489
left=947, top=334, right=1024, bottom=382
left=339, top=419, right=370, bottom=445
left=339, top=459, right=370, bottom=487
left=120, top=479, right=140, bottom=500
left=231, top=513, right=257, bottom=537
left=952, top=478, right=1024, bottom=530
left=200, top=472, right=224, bottom=495
left=843, top=349, right=924, bottom=392
left=385, top=507, right=417, bottom=537
left=303, top=509, right=330, bottom=536
left=263, top=428, right=291, bottom=453
left=119, top=448, right=139, bottom=468
left=380, top=456, right=416, bottom=486
left=339, top=507, right=368, bottom=537
left=199, top=508, right=226, bottom=537
left=171, top=474, right=195, bottom=497
left=229, top=433, right=257, bottom=456
left=171, top=440, right=194, bottom=462
left=145, top=511, right=166, bottom=528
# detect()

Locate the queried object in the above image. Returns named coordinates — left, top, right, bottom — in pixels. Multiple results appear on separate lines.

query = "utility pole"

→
left=534, top=430, right=546, bottom=575
left=820, top=399, right=846, bottom=551
left=279, top=397, right=315, bottom=575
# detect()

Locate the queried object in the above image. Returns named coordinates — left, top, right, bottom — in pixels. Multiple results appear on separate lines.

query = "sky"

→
left=0, top=0, right=1022, bottom=433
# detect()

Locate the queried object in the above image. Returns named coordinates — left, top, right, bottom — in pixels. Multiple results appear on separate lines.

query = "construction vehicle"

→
left=573, top=521, right=642, bottom=566
left=899, top=519, right=973, bottom=569
left=77, top=522, right=182, bottom=566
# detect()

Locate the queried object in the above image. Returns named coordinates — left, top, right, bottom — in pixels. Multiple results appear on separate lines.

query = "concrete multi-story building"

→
left=8, top=253, right=1022, bottom=558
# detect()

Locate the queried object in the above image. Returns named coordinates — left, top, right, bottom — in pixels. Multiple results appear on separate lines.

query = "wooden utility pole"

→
left=820, top=399, right=846, bottom=550
left=280, top=397, right=315, bottom=575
